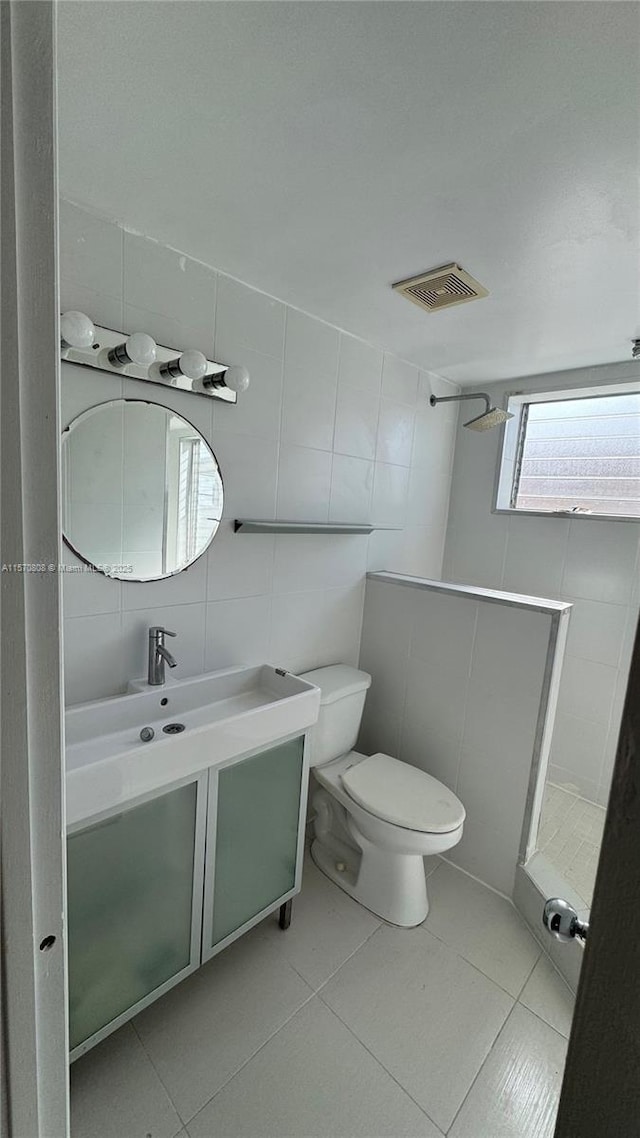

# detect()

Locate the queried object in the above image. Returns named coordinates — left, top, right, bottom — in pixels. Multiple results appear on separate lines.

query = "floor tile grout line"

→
left=130, top=1019, right=191, bottom=1129
left=443, top=999, right=522, bottom=1136
left=540, top=783, right=605, bottom=905
left=438, top=853, right=513, bottom=906
left=513, top=950, right=542, bottom=1003
left=445, top=996, right=572, bottom=1135
left=179, top=987, right=319, bottom=1129
left=130, top=946, right=318, bottom=1129
left=515, top=997, right=573, bottom=1043
left=311, top=855, right=542, bottom=1004
left=414, top=918, right=540, bottom=1003
left=130, top=915, right=384, bottom=1129
left=310, top=920, right=384, bottom=997
left=314, top=991, right=445, bottom=1136
left=547, top=780, right=607, bottom=813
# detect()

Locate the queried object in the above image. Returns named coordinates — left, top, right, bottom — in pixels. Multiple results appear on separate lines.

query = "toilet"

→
left=300, top=664, right=465, bottom=927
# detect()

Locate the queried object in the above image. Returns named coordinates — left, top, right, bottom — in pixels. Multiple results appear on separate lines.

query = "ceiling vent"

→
left=392, top=263, right=488, bottom=314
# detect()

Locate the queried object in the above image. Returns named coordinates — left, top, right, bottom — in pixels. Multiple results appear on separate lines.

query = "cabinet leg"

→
left=279, top=900, right=292, bottom=930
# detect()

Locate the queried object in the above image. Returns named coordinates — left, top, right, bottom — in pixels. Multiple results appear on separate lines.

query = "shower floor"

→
left=538, top=783, right=606, bottom=908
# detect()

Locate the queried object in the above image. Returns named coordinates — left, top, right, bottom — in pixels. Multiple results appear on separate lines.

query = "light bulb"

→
left=202, top=362, right=251, bottom=393
left=159, top=349, right=208, bottom=381
left=108, top=333, right=157, bottom=368
left=223, top=365, right=250, bottom=393
left=178, top=350, right=208, bottom=380
left=60, top=311, right=95, bottom=349
left=125, top=332, right=157, bottom=366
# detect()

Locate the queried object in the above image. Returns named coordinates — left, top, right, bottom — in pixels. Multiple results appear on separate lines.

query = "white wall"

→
left=358, top=575, right=568, bottom=896
left=443, top=363, right=640, bottom=806
left=59, top=200, right=458, bottom=706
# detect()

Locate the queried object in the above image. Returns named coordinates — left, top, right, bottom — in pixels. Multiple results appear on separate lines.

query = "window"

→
left=496, top=386, right=640, bottom=520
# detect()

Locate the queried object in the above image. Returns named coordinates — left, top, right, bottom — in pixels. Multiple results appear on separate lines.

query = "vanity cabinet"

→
left=67, top=774, right=207, bottom=1056
left=67, top=735, right=307, bottom=1059
left=203, top=736, right=305, bottom=956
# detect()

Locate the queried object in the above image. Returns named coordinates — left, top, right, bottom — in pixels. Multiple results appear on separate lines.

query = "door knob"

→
left=543, top=897, right=589, bottom=943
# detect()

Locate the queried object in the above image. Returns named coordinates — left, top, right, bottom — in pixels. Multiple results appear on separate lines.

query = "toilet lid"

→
left=341, top=753, right=465, bottom=833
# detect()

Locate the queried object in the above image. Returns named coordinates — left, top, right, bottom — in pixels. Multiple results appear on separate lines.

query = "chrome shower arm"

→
left=429, top=392, right=491, bottom=414
left=430, top=390, right=513, bottom=431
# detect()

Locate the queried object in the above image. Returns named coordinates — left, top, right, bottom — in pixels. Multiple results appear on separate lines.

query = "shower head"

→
left=429, top=392, right=514, bottom=431
left=463, top=405, right=513, bottom=431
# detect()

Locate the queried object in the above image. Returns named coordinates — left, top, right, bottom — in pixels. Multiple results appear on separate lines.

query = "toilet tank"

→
left=299, top=665, right=372, bottom=768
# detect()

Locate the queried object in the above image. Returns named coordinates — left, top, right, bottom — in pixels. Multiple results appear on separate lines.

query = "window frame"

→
left=493, top=380, right=640, bottom=523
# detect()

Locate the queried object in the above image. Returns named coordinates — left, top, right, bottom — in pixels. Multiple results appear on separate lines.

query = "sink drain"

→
left=162, top=722, right=186, bottom=735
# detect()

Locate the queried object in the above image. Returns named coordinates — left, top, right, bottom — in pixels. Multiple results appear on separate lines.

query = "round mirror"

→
left=62, top=400, right=223, bottom=581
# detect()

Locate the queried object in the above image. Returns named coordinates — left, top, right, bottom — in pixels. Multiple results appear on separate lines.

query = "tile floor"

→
left=537, top=782, right=606, bottom=907
left=70, top=856, right=574, bottom=1138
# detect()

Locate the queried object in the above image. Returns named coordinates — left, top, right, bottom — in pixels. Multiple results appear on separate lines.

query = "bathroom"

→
left=3, top=2, right=640, bottom=1136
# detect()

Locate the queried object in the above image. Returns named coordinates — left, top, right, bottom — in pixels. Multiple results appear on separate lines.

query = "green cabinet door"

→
left=207, top=737, right=305, bottom=951
left=67, top=778, right=204, bottom=1054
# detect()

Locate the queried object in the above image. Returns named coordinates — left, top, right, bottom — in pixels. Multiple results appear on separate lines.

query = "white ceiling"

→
left=58, top=1, right=640, bottom=384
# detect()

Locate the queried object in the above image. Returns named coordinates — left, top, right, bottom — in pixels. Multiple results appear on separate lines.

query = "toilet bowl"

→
left=300, top=665, right=465, bottom=927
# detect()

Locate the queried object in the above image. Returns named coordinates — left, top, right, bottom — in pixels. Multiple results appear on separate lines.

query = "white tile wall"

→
left=60, top=199, right=123, bottom=301
left=60, top=200, right=458, bottom=705
left=214, top=272, right=286, bottom=361
left=359, top=577, right=562, bottom=896
left=376, top=399, right=414, bottom=466
left=443, top=365, right=640, bottom=806
left=123, top=232, right=217, bottom=358
left=381, top=355, right=419, bottom=404
left=398, top=526, right=446, bottom=579
left=204, top=596, right=272, bottom=672
left=329, top=455, right=374, bottom=523
left=371, top=463, right=409, bottom=526
left=281, top=310, right=339, bottom=451
left=337, top=334, right=383, bottom=395
left=333, top=384, right=379, bottom=461
left=276, top=444, right=332, bottom=522
left=217, top=349, right=284, bottom=440
left=547, top=713, right=608, bottom=800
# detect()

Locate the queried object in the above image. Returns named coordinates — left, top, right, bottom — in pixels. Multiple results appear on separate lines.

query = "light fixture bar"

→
left=60, top=321, right=238, bottom=403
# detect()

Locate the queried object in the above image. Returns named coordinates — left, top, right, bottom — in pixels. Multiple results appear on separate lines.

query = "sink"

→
left=66, top=665, right=320, bottom=826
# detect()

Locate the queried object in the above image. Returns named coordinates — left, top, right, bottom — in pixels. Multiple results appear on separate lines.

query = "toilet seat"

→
left=340, top=752, right=465, bottom=834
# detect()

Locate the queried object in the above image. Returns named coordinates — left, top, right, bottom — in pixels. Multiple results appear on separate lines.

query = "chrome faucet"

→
left=148, top=627, right=177, bottom=686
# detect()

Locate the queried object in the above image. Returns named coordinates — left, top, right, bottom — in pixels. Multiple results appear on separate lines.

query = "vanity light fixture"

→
left=60, top=310, right=95, bottom=350
left=108, top=332, right=157, bottom=368
left=159, top=349, right=208, bottom=382
left=60, top=316, right=247, bottom=405
left=203, top=363, right=251, bottom=394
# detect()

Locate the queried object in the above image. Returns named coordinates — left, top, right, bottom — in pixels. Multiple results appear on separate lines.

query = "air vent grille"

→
left=392, top=263, right=488, bottom=313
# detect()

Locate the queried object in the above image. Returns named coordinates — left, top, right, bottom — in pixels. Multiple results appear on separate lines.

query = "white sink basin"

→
left=66, top=665, right=320, bottom=826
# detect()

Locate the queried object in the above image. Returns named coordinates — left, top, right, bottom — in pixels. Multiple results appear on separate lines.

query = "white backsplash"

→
left=60, top=200, right=459, bottom=705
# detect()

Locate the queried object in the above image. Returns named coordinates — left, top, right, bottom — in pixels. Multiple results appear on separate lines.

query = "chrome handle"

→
left=543, top=898, right=589, bottom=944
left=149, top=626, right=176, bottom=640
left=147, top=627, right=178, bottom=684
